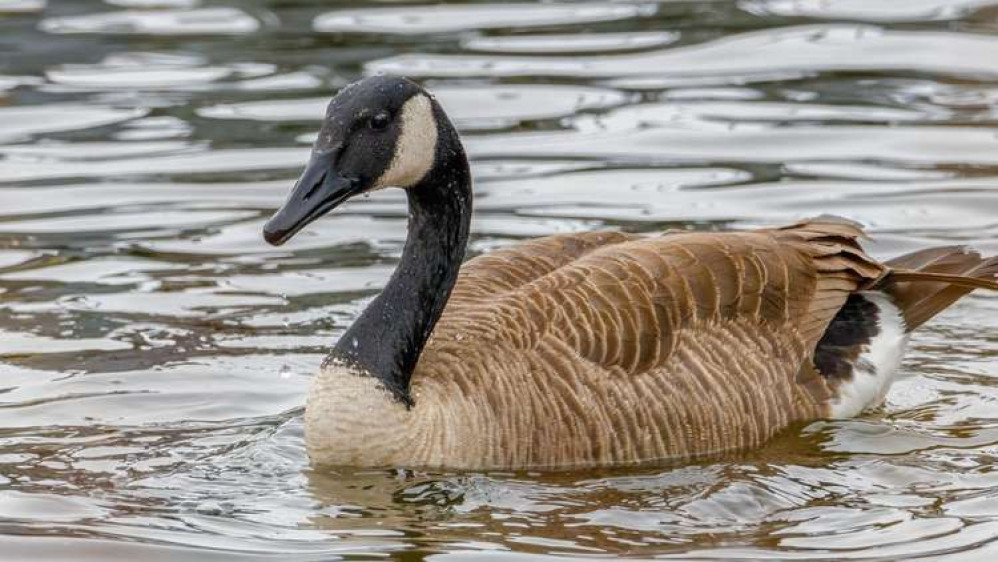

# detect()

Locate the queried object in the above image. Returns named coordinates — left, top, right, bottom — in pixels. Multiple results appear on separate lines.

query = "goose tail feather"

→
left=878, top=247, right=998, bottom=331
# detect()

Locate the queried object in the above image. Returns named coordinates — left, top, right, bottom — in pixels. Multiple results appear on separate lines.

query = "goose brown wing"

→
left=472, top=218, right=885, bottom=376
left=448, top=230, right=639, bottom=304
left=423, top=219, right=888, bottom=464
left=442, top=219, right=884, bottom=402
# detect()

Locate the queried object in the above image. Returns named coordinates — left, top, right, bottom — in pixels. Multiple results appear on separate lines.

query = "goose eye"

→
left=369, top=112, right=391, bottom=131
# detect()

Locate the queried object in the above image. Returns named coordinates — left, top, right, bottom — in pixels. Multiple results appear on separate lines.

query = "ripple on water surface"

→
left=198, top=84, right=632, bottom=131
left=1, top=0, right=997, bottom=560
left=40, top=7, right=261, bottom=36
left=313, top=3, right=654, bottom=35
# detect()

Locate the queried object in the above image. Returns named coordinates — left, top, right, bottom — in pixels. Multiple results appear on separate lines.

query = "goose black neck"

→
left=329, top=113, right=471, bottom=405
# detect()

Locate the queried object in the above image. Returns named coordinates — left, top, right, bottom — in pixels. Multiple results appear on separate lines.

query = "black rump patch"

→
left=813, top=293, right=881, bottom=380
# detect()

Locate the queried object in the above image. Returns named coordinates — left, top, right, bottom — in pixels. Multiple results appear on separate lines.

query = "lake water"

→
left=2, top=0, right=998, bottom=560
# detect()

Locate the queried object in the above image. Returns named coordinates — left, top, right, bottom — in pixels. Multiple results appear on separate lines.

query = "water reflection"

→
left=1, top=0, right=997, bottom=560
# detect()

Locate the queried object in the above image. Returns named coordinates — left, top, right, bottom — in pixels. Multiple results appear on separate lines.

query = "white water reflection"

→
left=45, top=52, right=276, bottom=91
left=742, top=0, right=998, bottom=22
left=0, top=0, right=44, bottom=13
left=0, top=104, right=146, bottom=141
left=314, top=3, right=654, bottom=34
left=198, top=84, right=630, bottom=129
left=463, top=31, right=679, bottom=54
left=0, top=145, right=304, bottom=183
left=41, top=7, right=261, bottom=35
left=370, top=24, right=998, bottom=78
left=466, top=123, right=998, bottom=165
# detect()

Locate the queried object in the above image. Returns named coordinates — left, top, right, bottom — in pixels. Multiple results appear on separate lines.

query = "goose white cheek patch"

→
left=374, top=94, right=439, bottom=189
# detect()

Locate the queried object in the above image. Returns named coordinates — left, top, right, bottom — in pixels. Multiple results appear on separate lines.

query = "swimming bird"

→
left=263, top=76, right=998, bottom=470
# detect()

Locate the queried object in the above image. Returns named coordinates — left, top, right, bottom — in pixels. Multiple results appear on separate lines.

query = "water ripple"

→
left=0, top=0, right=997, bottom=560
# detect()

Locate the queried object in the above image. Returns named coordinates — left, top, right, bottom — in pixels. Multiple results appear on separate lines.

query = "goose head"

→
left=262, top=76, right=472, bottom=412
left=263, top=75, right=446, bottom=246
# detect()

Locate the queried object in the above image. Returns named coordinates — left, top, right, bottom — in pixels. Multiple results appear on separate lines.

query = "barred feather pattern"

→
left=308, top=219, right=898, bottom=469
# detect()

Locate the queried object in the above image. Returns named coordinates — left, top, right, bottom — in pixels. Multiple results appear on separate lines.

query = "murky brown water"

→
left=1, top=0, right=998, bottom=560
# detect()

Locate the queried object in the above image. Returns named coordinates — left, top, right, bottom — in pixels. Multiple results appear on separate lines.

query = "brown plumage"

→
left=266, top=76, right=998, bottom=470
left=886, top=246, right=998, bottom=330
left=374, top=218, right=993, bottom=468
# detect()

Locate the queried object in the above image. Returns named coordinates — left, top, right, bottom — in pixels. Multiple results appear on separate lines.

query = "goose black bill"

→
left=263, top=151, right=360, bottom=246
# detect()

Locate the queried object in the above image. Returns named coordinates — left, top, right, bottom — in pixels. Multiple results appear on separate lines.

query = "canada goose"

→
left=263, top=75, right=998, bottom=470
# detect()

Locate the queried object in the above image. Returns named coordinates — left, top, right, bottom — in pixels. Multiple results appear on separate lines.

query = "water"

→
left=1, top=0, right=998, bottom=559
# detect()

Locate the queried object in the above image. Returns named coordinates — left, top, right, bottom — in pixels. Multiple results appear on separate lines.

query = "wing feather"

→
left=417, top=218, right=889, bottom=464
left=442, top=219, right=885, bottom=379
